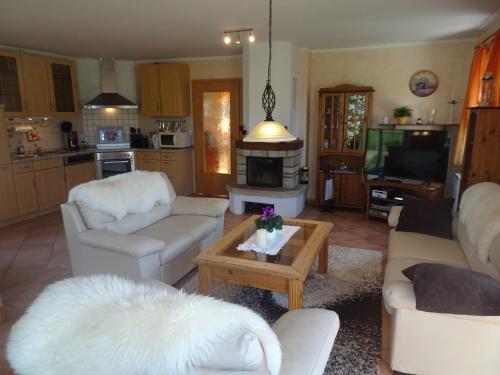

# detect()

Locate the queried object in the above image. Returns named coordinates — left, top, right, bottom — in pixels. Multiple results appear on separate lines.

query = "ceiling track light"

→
left=222, top=28, right=255, bottom=45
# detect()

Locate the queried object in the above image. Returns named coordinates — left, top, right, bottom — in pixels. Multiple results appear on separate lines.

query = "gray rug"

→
left=183, top=245, right=383, bottom=375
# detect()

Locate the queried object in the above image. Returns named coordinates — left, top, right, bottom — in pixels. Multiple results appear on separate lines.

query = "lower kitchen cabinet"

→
left=14, top=171, right=39, bottom=215
left=65, top=162, right=96, bottom=191
left=35, top=167, right=67, bottom=210
left=0, top=164, right=18, bottom=221
left=136, top=159, right=161, bottom=172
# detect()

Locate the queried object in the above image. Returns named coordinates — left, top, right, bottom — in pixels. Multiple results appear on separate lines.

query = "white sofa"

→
left=383, top=183, right=500, bottom=375
left=61, top=175, right=229, bottom=285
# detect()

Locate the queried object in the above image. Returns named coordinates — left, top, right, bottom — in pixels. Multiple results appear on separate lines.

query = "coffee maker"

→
left=60, top=121, right=79, bottom=150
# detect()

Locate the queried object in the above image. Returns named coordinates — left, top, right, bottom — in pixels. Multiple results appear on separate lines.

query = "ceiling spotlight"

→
left=236, top=33, right=241, bottom=45
left=223, top=33, right=231, bottom=44
left=248, top=32, right=255, bottom=43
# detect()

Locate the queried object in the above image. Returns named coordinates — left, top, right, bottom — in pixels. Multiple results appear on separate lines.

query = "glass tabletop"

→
left=219, top=220, right=319, bottom=266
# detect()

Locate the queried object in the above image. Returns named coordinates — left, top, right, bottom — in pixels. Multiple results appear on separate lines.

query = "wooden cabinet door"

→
left=342, top=92, right=370, bottom=154
left=136, top=159, right=161, bottom=172
left=65, top=162, right=96, bottom=191
left=14, top=172, right=38, bottom=215
left=0, top=50, right=27, bottom=117
left=159, top=63, right=190, bottom=117
left=21, top=54, right=52, bottom=116
left=339, top=174, right=364, bottom=207
left=0, top=109, right=10, bottom=165
left=47, top=57, right=80, bottom=116
left=137, top=64, right=161, bottom=116
left=0, top=164, right=18, bottom=221
left=319, top=94, right=344, bottom=153
left=35, top=167, right=67, bottom=210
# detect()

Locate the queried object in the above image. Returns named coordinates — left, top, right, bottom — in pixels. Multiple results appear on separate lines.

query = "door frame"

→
left=191, top=78, right=242, bottom=196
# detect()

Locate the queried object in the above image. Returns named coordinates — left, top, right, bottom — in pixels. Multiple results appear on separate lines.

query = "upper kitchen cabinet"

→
left=0, top=50, right=27, bottom=117
left=46, top=57, right=80, bottom=116
left=21, top=54, right=52, bottom=117
left=137, top=62, right=190, bottom=117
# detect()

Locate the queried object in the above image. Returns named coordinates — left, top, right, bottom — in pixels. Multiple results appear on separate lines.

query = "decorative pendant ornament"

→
left=243, top=0, right=296, bottom=143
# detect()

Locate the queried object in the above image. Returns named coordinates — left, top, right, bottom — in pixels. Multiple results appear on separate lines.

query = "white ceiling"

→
left=0, top=0, right=498, bottom=60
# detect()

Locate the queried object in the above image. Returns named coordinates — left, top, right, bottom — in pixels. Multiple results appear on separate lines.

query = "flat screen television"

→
left=364, top=129, right=451, bottom=182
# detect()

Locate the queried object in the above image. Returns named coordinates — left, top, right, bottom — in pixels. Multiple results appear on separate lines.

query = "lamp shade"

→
left=243, top=120, right=296, bottom=142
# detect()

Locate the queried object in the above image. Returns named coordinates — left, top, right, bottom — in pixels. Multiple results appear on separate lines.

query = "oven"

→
left=96, top=151, right=135, bottom=179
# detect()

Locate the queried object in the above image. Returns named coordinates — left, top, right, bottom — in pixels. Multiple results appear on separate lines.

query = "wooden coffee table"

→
left=195, top=215, right=332, bottom=310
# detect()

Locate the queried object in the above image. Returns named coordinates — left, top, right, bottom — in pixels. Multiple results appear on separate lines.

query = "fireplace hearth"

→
left=246, top=156, right=283, bottom=188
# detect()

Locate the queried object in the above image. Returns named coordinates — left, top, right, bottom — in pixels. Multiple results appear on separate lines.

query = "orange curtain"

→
left=453, top=30, right=499, bottom=165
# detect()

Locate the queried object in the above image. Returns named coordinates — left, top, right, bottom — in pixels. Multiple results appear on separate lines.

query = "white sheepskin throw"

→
left=68, top=171, right=172, bottom=220
left=6, top=275, right=282, bottom=375
left=459, top=182, right=500, bottom=263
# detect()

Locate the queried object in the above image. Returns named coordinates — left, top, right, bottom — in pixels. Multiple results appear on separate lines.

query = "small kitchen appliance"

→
left=96, top=126, right=129, bottom=150
left=159, top=132, right=192, bottom=148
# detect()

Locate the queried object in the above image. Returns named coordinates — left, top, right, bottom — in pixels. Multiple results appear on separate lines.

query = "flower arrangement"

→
left=255, top=206, right=283, bottom=233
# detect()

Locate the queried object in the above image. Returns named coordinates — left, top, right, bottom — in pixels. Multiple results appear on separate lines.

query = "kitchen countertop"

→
left=11, top=146, right=194, bottom=164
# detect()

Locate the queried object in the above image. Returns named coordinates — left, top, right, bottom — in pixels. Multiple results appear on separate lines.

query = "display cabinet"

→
left=316, top=84, right=374, bottom=209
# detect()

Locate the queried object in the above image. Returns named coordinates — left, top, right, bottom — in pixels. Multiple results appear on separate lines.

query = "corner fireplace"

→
left=246, top=156, right=283, bottom=188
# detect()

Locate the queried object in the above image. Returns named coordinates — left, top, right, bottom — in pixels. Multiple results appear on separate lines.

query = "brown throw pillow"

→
left=396, top=196, right=454, bottom=239
left=403, top=263, right=500, bottom=316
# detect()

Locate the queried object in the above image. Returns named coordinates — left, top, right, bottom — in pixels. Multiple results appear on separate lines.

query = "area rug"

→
left=183, top=245, right=383, bottom=375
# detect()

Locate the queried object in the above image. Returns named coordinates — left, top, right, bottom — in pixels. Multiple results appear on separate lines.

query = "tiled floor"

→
left=0, top=205, right=392, bottom=374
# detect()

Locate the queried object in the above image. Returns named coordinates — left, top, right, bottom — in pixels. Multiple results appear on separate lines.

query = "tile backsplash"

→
left=82, top=108, right=138, bottom=145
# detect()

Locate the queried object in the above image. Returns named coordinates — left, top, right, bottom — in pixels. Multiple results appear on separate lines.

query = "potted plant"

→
left=255, top=207, right=283, bottom=247
left=393, top=106, right=413, bottom=125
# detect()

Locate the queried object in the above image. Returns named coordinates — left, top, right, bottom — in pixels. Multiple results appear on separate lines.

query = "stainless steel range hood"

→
left=84, top=58, right=138, bottom=109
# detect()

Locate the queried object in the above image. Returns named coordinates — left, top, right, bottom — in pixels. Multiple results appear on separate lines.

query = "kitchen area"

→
left=0, top=51, right=196, bottom=227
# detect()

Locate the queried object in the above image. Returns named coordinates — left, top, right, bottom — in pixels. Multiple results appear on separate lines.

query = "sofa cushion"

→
left=78, top=204, right=115, bottom=230
left=388, top=229, right=468, bottom=267
left=162, top=215, right=218, bottom=242
left=403, top=263, right=500, bottom=316
left=396, top=196, right=454, bottom=239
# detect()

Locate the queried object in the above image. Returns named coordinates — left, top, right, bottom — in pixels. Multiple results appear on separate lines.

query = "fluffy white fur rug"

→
left=7, top=275, right=282, bottom=375
left=459, top=182, right=500, bottom=263
left=68, top=171, right=173, bottom=220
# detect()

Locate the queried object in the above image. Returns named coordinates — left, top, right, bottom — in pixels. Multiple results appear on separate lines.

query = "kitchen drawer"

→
left=161, top=160, right=177, bottom=178
left=160, top=152, right=179, bottom=161
left=33, top=158, right=63, bottom=171
left=136, top=151, right=160, bottom=161
left=13, top=162, right=34, bottom=173
left=137, top=159, right=161, bottom=172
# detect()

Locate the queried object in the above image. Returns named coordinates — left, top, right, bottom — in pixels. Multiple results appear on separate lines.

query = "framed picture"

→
left=409, top=70, right=439, bottom=97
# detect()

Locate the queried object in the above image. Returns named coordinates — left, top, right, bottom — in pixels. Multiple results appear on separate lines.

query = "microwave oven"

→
left=159, top=132, right=192, bottom=148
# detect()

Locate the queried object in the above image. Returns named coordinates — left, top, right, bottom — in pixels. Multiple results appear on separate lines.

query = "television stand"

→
left=366, top=179, right=444, bottom=220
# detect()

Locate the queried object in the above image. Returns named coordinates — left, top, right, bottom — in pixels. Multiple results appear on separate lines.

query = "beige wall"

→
left=306, top=41, right=474, bottom=199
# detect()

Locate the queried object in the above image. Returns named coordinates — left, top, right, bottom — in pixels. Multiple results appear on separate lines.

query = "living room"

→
left=0, top=0, right=500, bottom=374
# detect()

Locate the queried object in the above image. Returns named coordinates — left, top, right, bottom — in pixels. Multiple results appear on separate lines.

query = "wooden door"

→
left=0, top=50, right=27, bottom=117
left=192, top=79, right=241, bottom=196
left=137, top=64, right=161, bottom=116
left=14, top=172, right=38, bottom=215
left=47, top=57, right=79, bottom=116
left=340, top=174, right=365, bottom=207
left=0, top=165, right=18, bottom=221
left=65, top=162, right=96, bottom=191
left=35, top=167, right=67, bottom=210
left=159, top=63, right=190, bottom=117
left=21, top=54, right=52, bottom=116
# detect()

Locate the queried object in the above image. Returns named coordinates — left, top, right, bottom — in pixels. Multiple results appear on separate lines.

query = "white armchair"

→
left=61, top=173, right=229, bottom=285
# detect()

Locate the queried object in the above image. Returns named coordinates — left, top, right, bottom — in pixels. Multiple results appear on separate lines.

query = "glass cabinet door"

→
left=0, top=51, right=26, bottom=116
left=343, top=93, right=368, bottom=153
left=321, top=94, right=343, bottom=152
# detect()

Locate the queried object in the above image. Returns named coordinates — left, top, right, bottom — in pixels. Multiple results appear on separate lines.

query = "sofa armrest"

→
left=272, top=309, right=339, bottom=375
left=171, top=196, right=229, bottom=217
left=78, top=230, right=165, bottom=258
left=388, top=205, right=404, bottom=227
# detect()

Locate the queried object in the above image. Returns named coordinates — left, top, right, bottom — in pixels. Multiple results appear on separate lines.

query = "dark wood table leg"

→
left=318, top=240, right=328, bottom=274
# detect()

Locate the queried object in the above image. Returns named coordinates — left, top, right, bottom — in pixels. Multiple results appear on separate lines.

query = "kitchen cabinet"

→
left=316, top=84, right=374, bottom=209
left=13, top=164, right=39, bottom=216
left=0, top=49, right=27, bottom=117
left=21, top=54, right=53, bottom=116
left=137, top=63, right=190, bottom=117
left=0, top=107, right=10, bottom=165
left=65, top=162, right=96, bottom=191
left=46, top=57, right=80, bottom=116
left=35, top=166, right=67, bottom=210
left=0, top=165, right=18, bottom=221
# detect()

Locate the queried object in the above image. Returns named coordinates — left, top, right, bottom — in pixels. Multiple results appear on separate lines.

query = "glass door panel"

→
left=0, top=54, right=24, bottom=113
left=343, top=93, right=368, bottom=153
left=321, top=94, right=343, bottom=152
left=203, top=91, right=231, bottom=175
left=51, top=63, right=75, bottom=113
